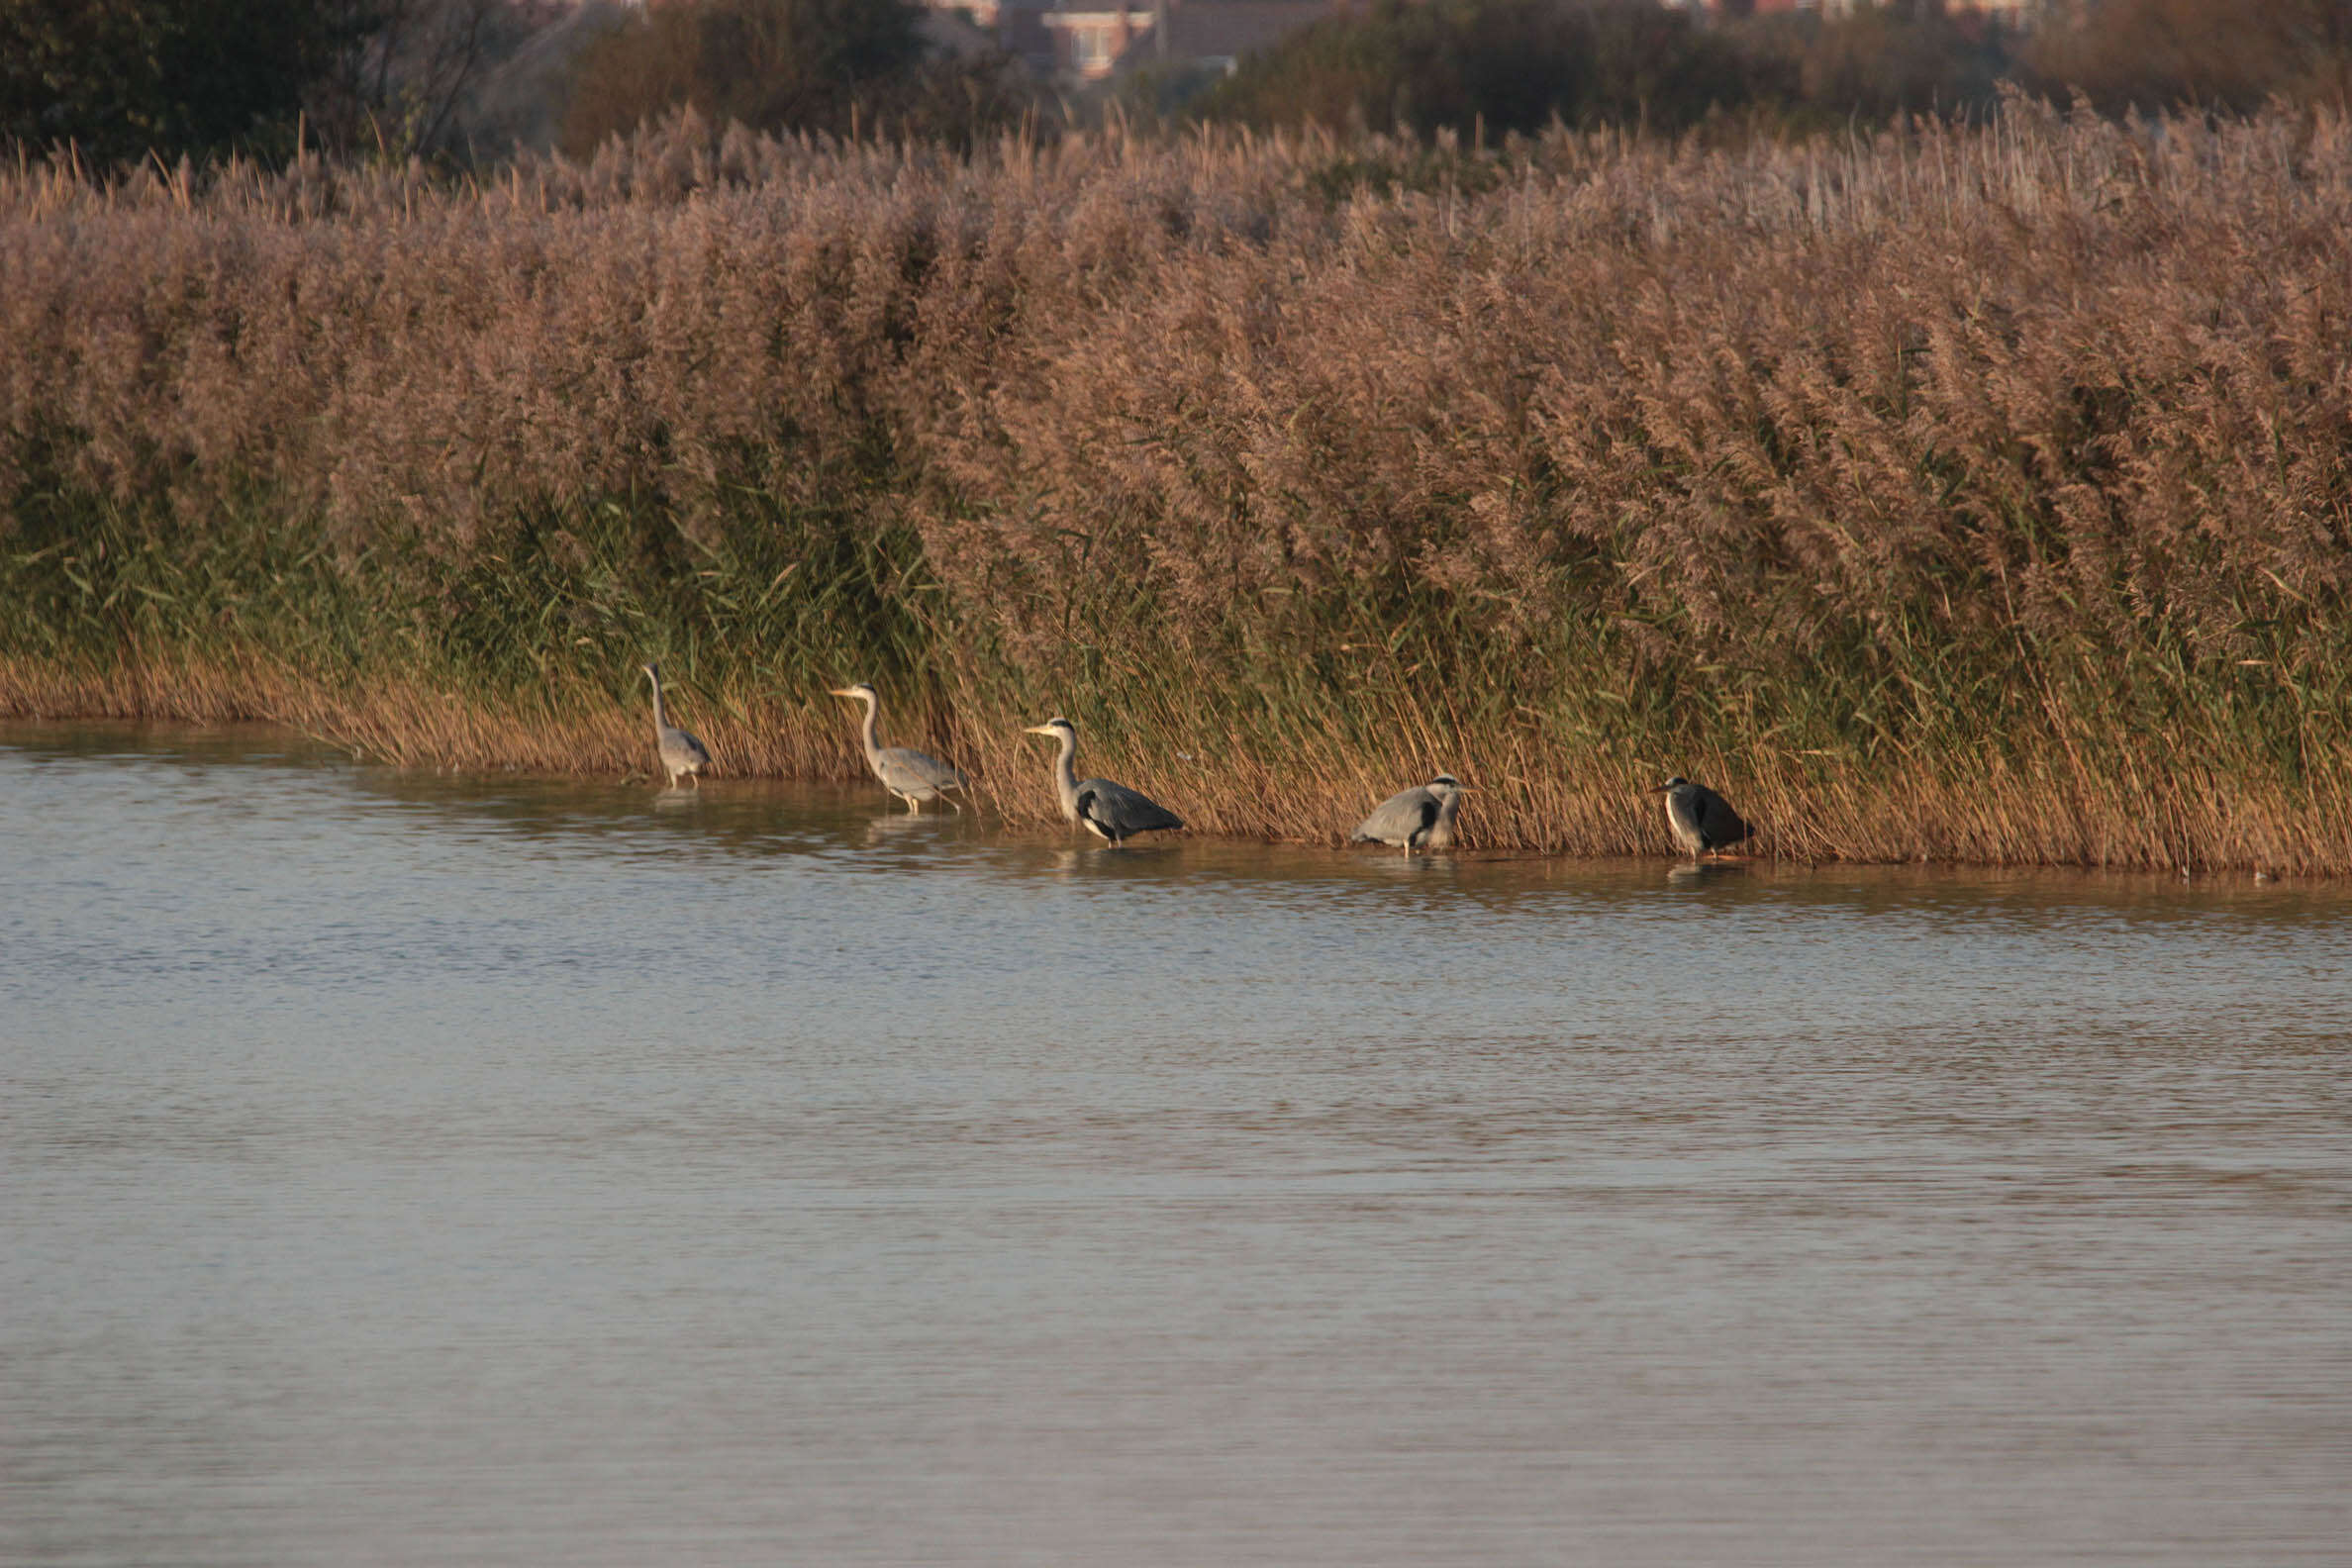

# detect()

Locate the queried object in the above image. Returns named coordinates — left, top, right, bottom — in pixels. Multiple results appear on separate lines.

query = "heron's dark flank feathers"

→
left=1082, top=778, right=1182, bottom=835
left=1690, top=786, right=1750, bottom=849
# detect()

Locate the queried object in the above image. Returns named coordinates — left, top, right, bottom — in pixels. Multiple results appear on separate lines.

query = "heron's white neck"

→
left=1047, top=730, right=1080, bottom=821
left=854, top=693, right=883, bottom=761
left=646, top=672, right=667, bottom=731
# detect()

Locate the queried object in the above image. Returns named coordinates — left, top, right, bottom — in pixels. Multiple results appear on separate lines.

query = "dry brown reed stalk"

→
left=3, top=104, right=2349, bottom=871
left=0, top=655, right=967, bottom=782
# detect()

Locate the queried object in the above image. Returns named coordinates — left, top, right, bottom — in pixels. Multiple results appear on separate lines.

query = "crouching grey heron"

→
left=641, top=662, right=711, bottom=787
left=1025, top=718, right=1184, bottom=846
left=1352, top=774, right=1468, bottom=855
left=1650, top=775, right=1751, bottom=857
left=829, top=683, right=970, bottom=813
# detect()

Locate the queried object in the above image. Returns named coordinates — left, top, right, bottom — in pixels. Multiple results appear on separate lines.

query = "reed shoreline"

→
left=2, top=640, right=2340, bottom=874
left=4, top=107, right=2348, bottom=871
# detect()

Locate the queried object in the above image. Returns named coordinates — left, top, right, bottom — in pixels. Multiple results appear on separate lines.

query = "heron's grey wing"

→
left=1352, top=786, right=1432, bottom=844
left=1082, top=778, right=1183, bottom=835
left=875, top=746, right=965, bottom=797
left=661, top=725, right=710, bottom=769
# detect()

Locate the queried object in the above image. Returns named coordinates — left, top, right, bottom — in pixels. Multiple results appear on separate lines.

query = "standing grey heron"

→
left=828, top=683, right=970, bottom=813
left=1024, top=717, right=1184, bottom=846
left=1650, top=775, right=1751, bottom=858
left=642, top=662, right=711, bottom=788
left=1352, top=775, right=1468, bottom=855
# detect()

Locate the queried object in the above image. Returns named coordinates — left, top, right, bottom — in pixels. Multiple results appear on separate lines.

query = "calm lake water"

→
left=3, top=723, right=2348, bottom=1566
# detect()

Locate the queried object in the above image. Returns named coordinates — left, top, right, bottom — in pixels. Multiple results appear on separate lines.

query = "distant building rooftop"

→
left=928, top=0, right=1346, bottom=81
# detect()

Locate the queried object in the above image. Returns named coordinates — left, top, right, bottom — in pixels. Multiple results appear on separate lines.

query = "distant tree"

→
left=308, top=0, right=535, bottom=158
left=0, top=0, right=344, bottom=164
left=0, top=0, right=542, bottom=165
left=2021, top=0, right=2352, bottom=114
left=1727, top=2, right=2014, bottom=129
left=1196, top=0, right=1756, bottom=138
left=559, top=0, right=940, bottom=153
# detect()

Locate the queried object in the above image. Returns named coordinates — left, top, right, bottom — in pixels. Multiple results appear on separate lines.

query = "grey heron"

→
left=1352, top=774, right=1468, bottom=855
left=828, top=683, right=970, bottom=813
left=1650, top=775, right=1751, bottom=857
left=1024, top=717, right=1184, bottom=846
left=641, top=662, right=711, bottom=788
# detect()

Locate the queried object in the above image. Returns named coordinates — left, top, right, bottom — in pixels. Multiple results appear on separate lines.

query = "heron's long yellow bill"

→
left=1023, top=724, right=1060, bottom=735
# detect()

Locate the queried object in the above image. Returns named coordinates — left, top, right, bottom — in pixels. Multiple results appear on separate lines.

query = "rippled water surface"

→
left=4, top=723, right=2349, bottom=1566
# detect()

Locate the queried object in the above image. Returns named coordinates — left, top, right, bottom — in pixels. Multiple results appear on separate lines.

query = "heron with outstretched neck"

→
left=1650, top=775, right=1750, bottom=858
left=1352, top=775, right=1468, bottom=856
left=641, top=663, right=711, bottom=788
left=1024, top=717, right=1184, bottom=846
left=828, top=683, right=969, bottom=813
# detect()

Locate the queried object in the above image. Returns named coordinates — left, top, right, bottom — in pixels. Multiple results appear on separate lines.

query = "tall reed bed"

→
left=3, top=105, right=2348, bottom=869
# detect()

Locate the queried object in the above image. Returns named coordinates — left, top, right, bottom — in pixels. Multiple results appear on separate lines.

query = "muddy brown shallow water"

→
left=4, top=724, right=2348, bottom=1566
